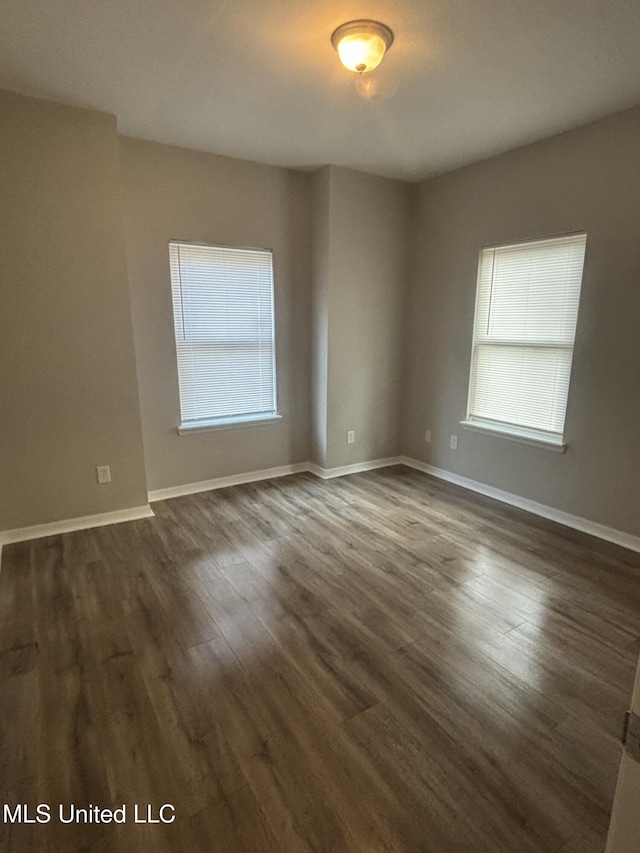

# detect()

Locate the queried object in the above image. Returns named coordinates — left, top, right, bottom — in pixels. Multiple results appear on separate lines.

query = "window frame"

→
left=168, top=240, right=281, bottom=435
left=461, top=232, right=587, bottom=451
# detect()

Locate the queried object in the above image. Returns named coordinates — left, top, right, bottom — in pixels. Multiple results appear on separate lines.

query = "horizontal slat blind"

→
left=468, top=233, right=586, bottom=439
left=169, top=242, right=277, bottom=425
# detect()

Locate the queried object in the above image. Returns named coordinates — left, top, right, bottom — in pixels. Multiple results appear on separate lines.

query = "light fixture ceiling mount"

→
left=331, top=19, right=394, bottom=74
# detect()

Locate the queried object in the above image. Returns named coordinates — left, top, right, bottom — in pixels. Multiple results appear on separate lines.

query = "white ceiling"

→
left=1, top=0, right=640, bottom=181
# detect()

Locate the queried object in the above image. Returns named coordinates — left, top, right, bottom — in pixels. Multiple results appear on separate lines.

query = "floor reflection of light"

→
left=463, top=542, right=550, bottom=628
left=426, top=539, right=551, bottom=695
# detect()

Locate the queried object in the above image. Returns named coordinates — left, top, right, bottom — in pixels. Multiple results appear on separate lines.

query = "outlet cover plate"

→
left=96, top=465, right=111, bottom=484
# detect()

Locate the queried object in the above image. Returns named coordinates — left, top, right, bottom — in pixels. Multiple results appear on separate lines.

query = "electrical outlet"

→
left=449, top=435, right=458, bottom=450
left=96, top=465, right=111, bottom=484
left=347, top=430, right=355, bottom=445
left=424, top=430, right=432, bottom=443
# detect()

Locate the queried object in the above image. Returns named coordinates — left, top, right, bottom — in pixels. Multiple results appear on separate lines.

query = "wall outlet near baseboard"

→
left=96, top=465, right=112, bottom=484
left=347, top=430, right=355, bottom=445
left=424, top=429, right=432, bottom=443
left=449, top=435, right=458, bottom=450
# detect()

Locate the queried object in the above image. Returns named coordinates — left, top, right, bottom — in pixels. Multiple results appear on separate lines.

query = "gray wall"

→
left=323, top=167, right=410, bottom=469
left=310, top=167, right=331, bottom=469
left=0, top=91, right=148, bottom=530
left=119, top=137, right=312, bottom=492
left=3, top=86, right=639, bottom=542
left=310, top=166, right=410, bottom=470
left=403, top=106, right=640, bottom=536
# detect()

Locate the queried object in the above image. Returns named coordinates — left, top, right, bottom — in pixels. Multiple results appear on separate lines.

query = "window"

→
left=463, top=233, right=587, bottom=448
left=169, top=242, right=279, bottom=433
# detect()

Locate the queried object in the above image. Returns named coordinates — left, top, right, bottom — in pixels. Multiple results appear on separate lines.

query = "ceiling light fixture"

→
left=331, top=19, right=394, bottom=74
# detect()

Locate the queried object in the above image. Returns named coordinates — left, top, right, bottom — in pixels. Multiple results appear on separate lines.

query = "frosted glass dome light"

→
left=331, top=20, right=394, bottom=74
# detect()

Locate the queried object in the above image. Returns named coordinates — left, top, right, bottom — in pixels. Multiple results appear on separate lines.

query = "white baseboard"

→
left=0, top=504, right=154, bottom=551
left=148, top=463, right=310, bottom=502
left=0, top=458, right=402, bottom=555
left=149, top=457, right=403, bottom=498
left=308, top=457, right=403, bottom=480
left=5, top=455, right=638, bottom=558
left=400, top=456, right=640, bottom=554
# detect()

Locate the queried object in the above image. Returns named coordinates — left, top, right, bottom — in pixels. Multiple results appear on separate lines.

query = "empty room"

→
left=1, top=1, right=640, bottom=851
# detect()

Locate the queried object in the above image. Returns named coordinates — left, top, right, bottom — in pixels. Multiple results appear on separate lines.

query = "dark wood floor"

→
left=1, top=466, right=639, bottom=852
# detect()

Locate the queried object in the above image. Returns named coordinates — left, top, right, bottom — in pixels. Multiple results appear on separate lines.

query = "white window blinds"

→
left=466, top=233, right=587, bottom=445
left=169, top=242, right=277, bottom=428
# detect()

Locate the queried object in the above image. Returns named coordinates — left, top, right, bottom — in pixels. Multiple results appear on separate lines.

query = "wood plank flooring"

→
left=1, top=466, right=639, bottom=852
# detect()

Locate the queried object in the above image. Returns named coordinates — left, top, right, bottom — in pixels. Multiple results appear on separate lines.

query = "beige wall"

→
left=0, top=91, right=148, bottom=531
left=119, top=138, right=312, bottom=492
left=403, top=106, right=640, bottom=536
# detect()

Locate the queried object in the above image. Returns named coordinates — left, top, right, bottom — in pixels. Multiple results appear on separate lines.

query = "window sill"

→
left=460, top=420, right=566, bottom=453
left=178, top=414, right=282, bottom=435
